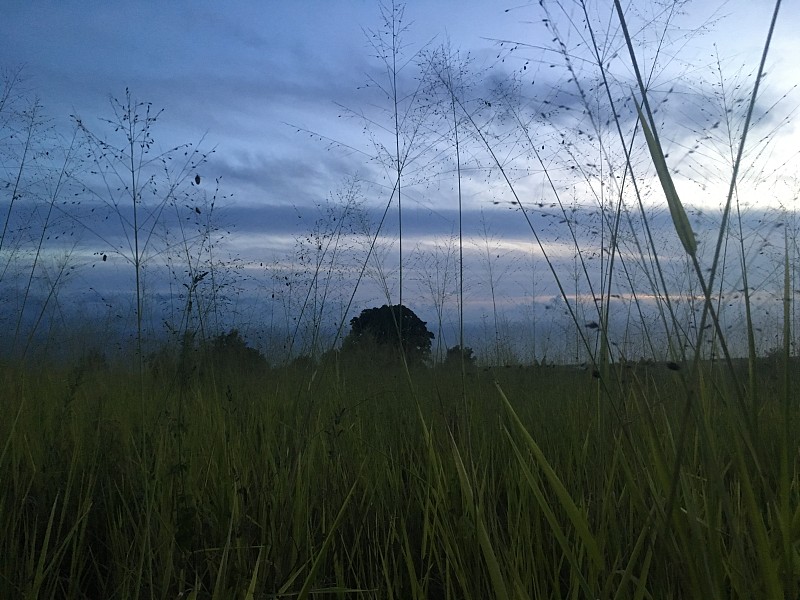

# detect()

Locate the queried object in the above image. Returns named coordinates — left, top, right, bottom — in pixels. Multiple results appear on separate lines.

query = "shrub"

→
left=342, top=304, right=434, bottom=366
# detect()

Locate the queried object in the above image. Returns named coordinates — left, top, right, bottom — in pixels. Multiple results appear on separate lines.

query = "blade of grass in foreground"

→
left=27, top=493, right=60, bottom=599
left=779, top=227, right=795, bottom=596
left=449, top=432, right=511, bottom=599
left=733, top=432, right=783, bottom=597
left=502, top=426, right=593, bottom=597
left=0, top=386, right=25, bottom=469
left=211, top=495, right=234, bottom=600
left=634, top=101, right=696, bottom=258
left=244, top=545, right=263, bottom=600
left=296, top=466, right=361, bottom=600
left=495, top=381, right=604, bottom=572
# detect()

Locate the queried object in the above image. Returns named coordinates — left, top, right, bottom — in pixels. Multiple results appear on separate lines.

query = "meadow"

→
left=2, top=0, right=799, bottom=597
left=1, top=351, right=798, bottom=598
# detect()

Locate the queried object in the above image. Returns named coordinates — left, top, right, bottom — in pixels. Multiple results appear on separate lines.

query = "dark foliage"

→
left=288, top=354, right=316, bottom=371
left=342, top=304, right=434, bottom=366
left=148, top=330, right=268, bottom=382
left=203, top=329, right=269, bottom=374
left=442, top=345, right=477, bottom=369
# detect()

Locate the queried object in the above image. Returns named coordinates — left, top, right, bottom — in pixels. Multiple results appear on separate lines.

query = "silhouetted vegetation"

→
left=202, top=329, right=269, bottom=374
left=342, top=304, right=434, bottom=366
left=441, top=344, right=477, bottom=370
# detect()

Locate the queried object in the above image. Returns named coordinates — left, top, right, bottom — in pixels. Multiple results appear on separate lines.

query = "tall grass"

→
left=2, top=0, right=799, bottom=597
left=1, top=356, right=797, bottom=597
left=0, top=69, right=84, bottom=360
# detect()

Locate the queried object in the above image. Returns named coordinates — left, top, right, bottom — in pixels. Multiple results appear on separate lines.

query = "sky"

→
left=1, top=0, right=799, bottom=362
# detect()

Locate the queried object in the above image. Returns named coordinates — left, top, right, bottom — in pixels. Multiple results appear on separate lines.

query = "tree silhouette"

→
left=442, top=345, right=476, bottom=370
left=343, top=304, right=434, bottom=366
left=204, top=329, right=268, bottom=374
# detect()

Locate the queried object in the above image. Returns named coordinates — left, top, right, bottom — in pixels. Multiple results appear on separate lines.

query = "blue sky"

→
left=1, top=0, right=798, bottom=362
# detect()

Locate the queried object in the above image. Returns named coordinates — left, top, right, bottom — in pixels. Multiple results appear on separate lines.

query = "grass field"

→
left=1, top=352, right=798, bottom=598
left=2, top=1, right=798, bottom=597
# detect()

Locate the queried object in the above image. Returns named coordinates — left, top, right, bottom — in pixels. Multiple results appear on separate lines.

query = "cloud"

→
left=2, top=0, right=798, bottom=362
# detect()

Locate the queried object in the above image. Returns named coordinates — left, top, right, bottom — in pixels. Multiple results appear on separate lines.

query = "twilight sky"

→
left=1, top=0, right=798, bottom=361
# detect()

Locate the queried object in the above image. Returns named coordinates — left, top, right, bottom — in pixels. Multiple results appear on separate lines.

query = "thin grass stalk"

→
left=632, top=0, right=780, bottom=392
left=780, top=225, right=795, bottom=596
left=539, top=0, right=677, bottom=373
left=325, top=175, right=400, bottom=356
left=478, top=212, right=504, bottom=365
left=496, top=70, right=668, bottom=372
left=616, top=1, right=731, bottom=378
left=0, top=96, right=38, bottom=269
left=615, top=2, right=758, bottom=543
left=495, top=381, right=604, bottom=572
left=576, top=0, right=689, bottom=365
left=296, top=468, right=361, bottom=600
left=734, top=431, right=783, bottom=596
left=125, top=102, right=145, bottom=401
left=633, top=13, right=785, bottom=561
left=448, top=433, right=510, bottom=599
left=281, top=189, right=400, bottom=506
left=507, top=427, right=595, bottom=597
left=635, top=100, right=741, bottom=377
left=169, top=182, right=221, bottom=350
left=390, top=2, right=404, bottom=336
left=74, top=96, right=208, bottom=471
left=612, top=124, right=687, bottom=362
left=734, top=190, right=759, bottom=418
left=369, top=1, right=431, bottom=363
left=445, top=58, right=468, bottom=408
left=210, top=507, right=234, bottom=599
left=287, top=190, right=358, bottom=362
left=16, top=131, right=79, bottom=359
left=27, top=492, right=59, bottom=599
left=306, top=194, right=359, bottom=359
left=454, top=93, right=603, bottom=381
left=610, top=505, right=657, bottom=600
left=703, top=0, right=783, bottom=306
left=502, top=89, right=631, bottom=374
left=684, top=382, right=747, bottom=596
left=21, top=253, right=76, bottom=360
left=427, top=46, right=477, bottom=453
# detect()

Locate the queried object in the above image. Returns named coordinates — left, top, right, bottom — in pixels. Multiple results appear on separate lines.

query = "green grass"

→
left=2, top=2, right=797, bottom=598
left=1, top=356, right=797, bottom=598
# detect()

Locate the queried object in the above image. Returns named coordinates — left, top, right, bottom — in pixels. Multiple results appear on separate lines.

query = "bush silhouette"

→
left=342, top=304, right=434, bottom=366
left=442, top=345, right=477, bottom=370
left=202, top=329, right=268, bottom=375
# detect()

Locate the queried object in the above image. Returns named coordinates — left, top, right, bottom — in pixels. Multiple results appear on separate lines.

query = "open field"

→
left=2, top=0, right=799, bottom=597
left=2, top=354, right=798, bottom=598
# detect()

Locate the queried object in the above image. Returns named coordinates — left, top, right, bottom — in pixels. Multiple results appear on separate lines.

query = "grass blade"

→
left=634, top=101, right=696, bottom=257
left=297, top=467, right=361, bottom=600
left=495, top=381, right=604, bottom=572
left=244, top=546, right=263, bottom=600
left=449, top=432, right=510, bottom=599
